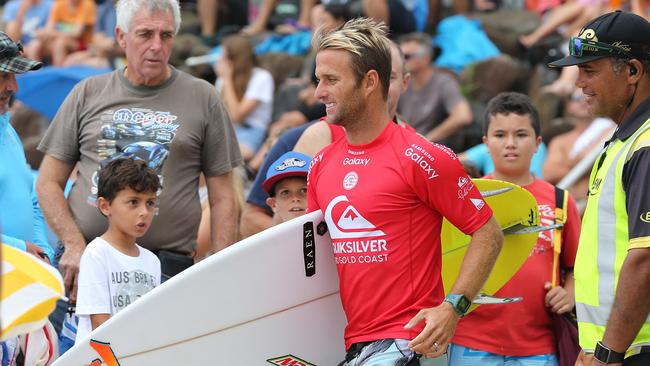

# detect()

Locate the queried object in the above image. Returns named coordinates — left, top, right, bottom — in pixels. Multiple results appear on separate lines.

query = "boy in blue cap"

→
left=262, top=151, right=311, bottom=225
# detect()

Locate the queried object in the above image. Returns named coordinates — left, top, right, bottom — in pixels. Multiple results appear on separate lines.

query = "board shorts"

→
left=448, top=344, right=558, bottom=366
left=341, top=339, right=448, bottom=366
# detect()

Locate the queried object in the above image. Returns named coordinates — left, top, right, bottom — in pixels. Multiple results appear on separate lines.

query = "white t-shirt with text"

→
left=75, top=237, right=160, bottom=343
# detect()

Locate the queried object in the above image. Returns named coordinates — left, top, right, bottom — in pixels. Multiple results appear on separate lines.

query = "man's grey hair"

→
left=116, top=0, right=182, bottom=34
left=611, top=57, right=650, bottom=77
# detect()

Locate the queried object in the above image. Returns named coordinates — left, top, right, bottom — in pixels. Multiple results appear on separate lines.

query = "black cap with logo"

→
left=0, top=31, right=42, bottom=74
left=549, top=11, right=650, bottom=68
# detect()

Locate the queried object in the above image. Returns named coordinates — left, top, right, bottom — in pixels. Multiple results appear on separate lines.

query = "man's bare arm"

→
left=426, top=101, right=473, bottom=143
left=239, top=203, right=273, bottom=238
left=205, top=171, right=237, bottom=253
left=36, top=155, right=85, bottom=301
left=600, top=248, right=650, bottom=353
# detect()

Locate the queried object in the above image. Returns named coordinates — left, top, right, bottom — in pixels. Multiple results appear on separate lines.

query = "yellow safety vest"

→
left=575, top=116, right=650, bottom=356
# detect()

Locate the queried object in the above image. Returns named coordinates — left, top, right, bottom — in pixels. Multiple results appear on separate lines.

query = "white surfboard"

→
left=53, top=210, right=345, bottom=366
left=54, top=179, right=541, bottom=366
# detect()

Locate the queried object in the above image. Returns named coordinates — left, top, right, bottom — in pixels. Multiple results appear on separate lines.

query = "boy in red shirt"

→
left=450, top=92, right=581, bottom=366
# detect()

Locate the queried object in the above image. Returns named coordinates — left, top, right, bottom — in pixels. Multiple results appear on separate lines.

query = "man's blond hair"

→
left=314, top=18, right=392, bottom=99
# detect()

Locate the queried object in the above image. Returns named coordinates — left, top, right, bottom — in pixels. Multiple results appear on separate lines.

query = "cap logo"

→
left=578, top=29, right=597, bottom=41
left=275, top=157, right=306, bottom=171
left=611, top=41, right=631, bottom=52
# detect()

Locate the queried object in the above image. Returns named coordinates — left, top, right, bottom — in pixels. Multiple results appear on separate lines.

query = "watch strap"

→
left=594, top=341, right=625, bottom=364
left=444, top=294, right=470, bottom=317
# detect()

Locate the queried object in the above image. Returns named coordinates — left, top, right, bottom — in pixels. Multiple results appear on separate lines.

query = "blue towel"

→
left=434, top=15, right=500, bottom=74
left=254, top=31, right=312, bottom=56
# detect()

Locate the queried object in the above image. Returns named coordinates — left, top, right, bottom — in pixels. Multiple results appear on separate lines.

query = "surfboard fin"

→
left=479, top=186, right=513, bottom=198
left=473, top=294, right=523, bottom=304
left=503, top=223, right=563, bottom=235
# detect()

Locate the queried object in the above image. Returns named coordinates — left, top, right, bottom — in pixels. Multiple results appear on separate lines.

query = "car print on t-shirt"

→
left=89, top=107, right=180, bottom=206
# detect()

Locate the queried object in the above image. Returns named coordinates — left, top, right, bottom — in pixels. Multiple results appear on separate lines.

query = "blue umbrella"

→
left=16, top=65, right=111, bottom=120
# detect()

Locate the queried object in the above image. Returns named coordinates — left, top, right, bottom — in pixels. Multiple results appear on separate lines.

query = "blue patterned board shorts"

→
left=342, top=339, right=448, bottom=366
left=448, top=344, right=558, bottom=366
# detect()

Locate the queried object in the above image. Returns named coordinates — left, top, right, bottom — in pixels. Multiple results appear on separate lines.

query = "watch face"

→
left=458, top=296, right=471, bottom=312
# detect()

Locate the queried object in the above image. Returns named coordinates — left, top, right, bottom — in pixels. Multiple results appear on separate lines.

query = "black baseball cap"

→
left=549, top=11, right=650, bottom=68
left=0, top=32, right=42, bottom=74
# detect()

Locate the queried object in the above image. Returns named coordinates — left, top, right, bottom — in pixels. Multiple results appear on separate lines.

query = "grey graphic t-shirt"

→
left=38, top=67, right=242, bottom=253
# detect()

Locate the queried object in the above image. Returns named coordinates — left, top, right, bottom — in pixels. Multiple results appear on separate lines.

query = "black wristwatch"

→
left=594, top=341, right=625, bottom=364
left=443, top=294, right=471, bottom=317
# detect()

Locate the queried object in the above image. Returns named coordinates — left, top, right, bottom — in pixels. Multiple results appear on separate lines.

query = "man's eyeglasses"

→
left=0, top=42, right=23, bottom=60
left=569, top=37, right=633, bottom=59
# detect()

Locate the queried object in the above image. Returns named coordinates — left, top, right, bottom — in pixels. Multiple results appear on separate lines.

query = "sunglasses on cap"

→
left=569, top=37, right=633, bottom=59
left=0, top=42, right=23, bottom=60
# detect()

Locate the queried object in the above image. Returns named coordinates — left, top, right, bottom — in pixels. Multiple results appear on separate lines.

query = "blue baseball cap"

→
left=263, top=151, right=311, bottom=194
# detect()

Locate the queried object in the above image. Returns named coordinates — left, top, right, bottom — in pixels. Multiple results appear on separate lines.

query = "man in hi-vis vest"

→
left=549, top=11, right=650, bottom=366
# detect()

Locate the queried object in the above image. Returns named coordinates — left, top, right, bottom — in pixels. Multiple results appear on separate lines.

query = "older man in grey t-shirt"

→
left=37, top=0, right=242, bottom=301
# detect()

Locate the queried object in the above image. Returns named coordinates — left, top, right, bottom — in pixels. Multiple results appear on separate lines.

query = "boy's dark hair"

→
left=97, top=158, right=161, bottom=203
left=484, top=92, right=541, bottom=137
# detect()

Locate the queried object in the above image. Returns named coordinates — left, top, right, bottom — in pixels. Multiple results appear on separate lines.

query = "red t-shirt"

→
left=452, top=177, right=581, bottom=356
left=307, top=122, right=493, bottom=349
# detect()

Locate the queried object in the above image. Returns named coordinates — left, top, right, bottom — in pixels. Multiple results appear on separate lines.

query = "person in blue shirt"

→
left=3, top=0, right=52, bottom=49
left=0, top=30, right=53, bottom=263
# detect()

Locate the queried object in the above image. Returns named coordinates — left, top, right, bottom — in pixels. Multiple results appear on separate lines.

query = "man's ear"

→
left=535, top=135, right=542, bottom=151
left=628, top=59, right=643, bottom=83
left=115, top=26, right=127, bottom=49
left=97, top=197, right=111, bottom=217
left=401, top=72, right=411, bottom=93
left=364, top=70, right=380, bottom=97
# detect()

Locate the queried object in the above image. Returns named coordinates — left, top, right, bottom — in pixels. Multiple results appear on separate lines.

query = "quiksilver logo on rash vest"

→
left=324, top=195, right=389, bottom=265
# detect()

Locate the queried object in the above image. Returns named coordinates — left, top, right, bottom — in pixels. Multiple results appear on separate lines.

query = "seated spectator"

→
left=3, top=0, right=52, bottom=56
left=397, top=32, right=473, bottom=152
left=542, top=90, right=615, bottom=207
left=196, top=0, right=248, bottom=45
left=321, top=0, right=428, bottom=36
left=519, top=0, right=606, bottom=48
left=63, top=0, right=123, bottom=69
left=262, top=151, right=311, bottom=225
left=215, top=34, right=274, bottom=161
left=31, top=0, right=96, bottom=65
left=632, top=0, right=650, bottom=20
left=259, top=3, right=351, bottom=151
left=242, top=0, right=316, bottom=35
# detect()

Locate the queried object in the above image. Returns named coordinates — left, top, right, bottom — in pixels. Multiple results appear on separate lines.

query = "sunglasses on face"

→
left=403, top=51, right=428, bottom=60
left=569, top=37, right=633, bottom=59
left=0, top=42, right=23, bottom=60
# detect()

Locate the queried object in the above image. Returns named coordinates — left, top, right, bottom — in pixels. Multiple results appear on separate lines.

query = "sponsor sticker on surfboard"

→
left=267, top=354, right=316, bottom=366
